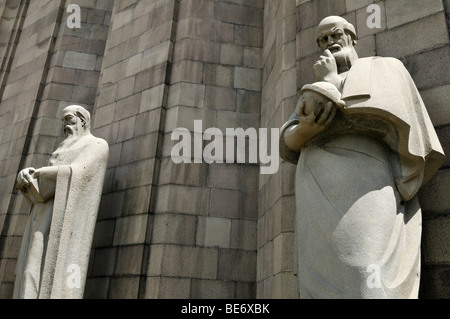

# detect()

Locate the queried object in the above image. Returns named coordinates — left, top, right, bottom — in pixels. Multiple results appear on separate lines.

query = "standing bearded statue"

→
left=14, top=105, right=109, bottom=299
left=280, top=16, right=445, bottom=298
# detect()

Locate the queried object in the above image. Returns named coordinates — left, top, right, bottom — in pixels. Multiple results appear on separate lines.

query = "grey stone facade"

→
left=0, top=0, right=448, bottom=299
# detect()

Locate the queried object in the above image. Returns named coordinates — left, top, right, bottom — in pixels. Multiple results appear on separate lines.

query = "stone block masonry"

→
left=85, top=0, right=263, bottom=299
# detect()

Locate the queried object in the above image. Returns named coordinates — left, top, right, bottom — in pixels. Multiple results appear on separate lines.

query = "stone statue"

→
left=14, top=105, right=109, bottom=299
left=280, top=16, right=445, bottom=298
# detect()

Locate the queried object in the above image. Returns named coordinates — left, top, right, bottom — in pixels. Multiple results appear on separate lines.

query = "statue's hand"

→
left=17, top=168, right=37, bottom=192
left=313, top=49, right=344, bottom=90
left=297, top=98, right=336, bottom=141
left=284, top=92, right=337, bottom=152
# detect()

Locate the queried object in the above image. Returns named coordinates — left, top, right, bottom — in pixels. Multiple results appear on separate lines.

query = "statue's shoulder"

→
left=84, top=134, right=109, bottom=154
left=366, top=56, right=406, bottom=69
left=352, top=56, right=408, bottom=79
left=357, top=56, right=404, bottom=66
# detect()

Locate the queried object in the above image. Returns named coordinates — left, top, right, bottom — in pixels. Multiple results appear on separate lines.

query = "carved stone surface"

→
left=14, top=105, right=109, bottom=299
left=279, top=16, right=445, bottom=299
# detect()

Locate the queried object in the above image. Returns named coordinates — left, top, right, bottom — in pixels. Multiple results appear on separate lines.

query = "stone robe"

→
left=14, top=133, right=109, bottom=299
left=280, top=57, right=445, bottom=298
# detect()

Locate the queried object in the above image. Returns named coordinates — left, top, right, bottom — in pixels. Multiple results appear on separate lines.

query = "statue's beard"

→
left=64, top=124, right=84, bottom=138
left=64, top=125, right=73, bottom=135
left=330, top=46, right=354, bottom=72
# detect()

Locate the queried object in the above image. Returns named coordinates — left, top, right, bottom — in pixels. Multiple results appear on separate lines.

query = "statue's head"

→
left=316, top=16, right=358, bottom=69
left=62, top=105, right=91, bottom=137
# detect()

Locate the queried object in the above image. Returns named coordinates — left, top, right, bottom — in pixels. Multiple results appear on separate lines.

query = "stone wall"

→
left=0, top=0, right=448, bottom=299
left=257, top=0, right=298, bottom=298
left=79, top=0, right=263, bottom=299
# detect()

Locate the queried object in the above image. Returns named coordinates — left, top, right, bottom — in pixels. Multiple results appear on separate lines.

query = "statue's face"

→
left=317, top=26, right=354, bottom=67
left=62, top=110, right=83, bottom=136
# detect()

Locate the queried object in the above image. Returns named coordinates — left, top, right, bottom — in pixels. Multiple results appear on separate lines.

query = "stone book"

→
left=21, top=179, right=45, bottom=206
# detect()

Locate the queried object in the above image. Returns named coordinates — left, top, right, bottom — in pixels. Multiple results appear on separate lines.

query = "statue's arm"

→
left=17, top=166, right=69, bottom=202
left=35, top=166, right=61, bottom=201
left=284, top=123, right=310, bottom=152
left=34, top=166, right=59, bottom=180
